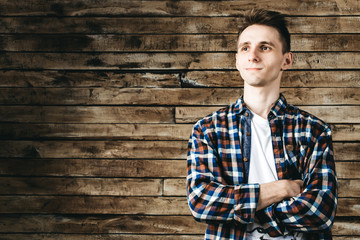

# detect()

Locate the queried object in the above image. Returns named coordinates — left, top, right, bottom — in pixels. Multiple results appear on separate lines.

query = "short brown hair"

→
left=238, top=8, right=291, bottom=53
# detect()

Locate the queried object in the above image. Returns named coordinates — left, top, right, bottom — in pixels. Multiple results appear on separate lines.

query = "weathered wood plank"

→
left=182, top=71, right=360, bottom=88
left=0, top=158, right=357, bottom=178
left=1, top=52, right=359, bottom=70
left=0, top=215, right=205, bottom=234
left=0, top=70, right=180, bottom=88
left=1, top=17, right=359, bottom=34
left=0, top=196, right=190, bottom=215
left=336, top=162, right=360, bottom=180
left=330, top=124, right=360, bottom=142
left=0, top=159, right=186, bottom=177
left=2, top=70, right=359, bottom=88
left=1, top=1, right=359, bottom=16
left=0, top=214, right=357, bottom=235
left=0, top=196, right=357, bottom=216
left=0, top=235, right=357, bottom=240
left=1, top=123, right=357, bottom=141
left=1, top=141, right=359, bottom=160
left=0, top=177, right=162, bottom=196
left=164, top=178, right=360, bottom=197
left=0, top=234, right=204, bottom=240
left=0, top=141, right=357, bottom=161
left=0, top=141, right=186, bottom=159
left=175, top=106, right=360, bottom=124
left=1, top=88, right=359, bottom=106
left=0, top=106, right=174, bottom=123
left=2, top=34, right=359, bottom=52
left=0, top=123, right=192, bottom=140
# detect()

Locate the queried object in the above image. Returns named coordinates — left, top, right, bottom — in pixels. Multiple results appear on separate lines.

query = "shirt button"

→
left=246, top=132, right=251, bottom=136
left=245, top=112, right=249, bottom=117
left=243, top=157, right=248, bottom=162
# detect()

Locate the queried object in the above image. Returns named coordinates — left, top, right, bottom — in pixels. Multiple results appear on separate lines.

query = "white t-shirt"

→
left=246, top=111, right=303, bottom=240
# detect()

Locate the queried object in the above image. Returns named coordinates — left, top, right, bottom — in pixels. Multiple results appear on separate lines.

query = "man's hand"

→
left=256, top=179, right=303, bottom=211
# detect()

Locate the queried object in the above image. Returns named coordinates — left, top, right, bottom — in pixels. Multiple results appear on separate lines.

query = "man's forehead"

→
left=238, top=24, right=282, bottom=44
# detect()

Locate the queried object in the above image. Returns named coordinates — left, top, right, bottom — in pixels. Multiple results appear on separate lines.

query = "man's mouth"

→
left=245, top=68, right=263, bottom=71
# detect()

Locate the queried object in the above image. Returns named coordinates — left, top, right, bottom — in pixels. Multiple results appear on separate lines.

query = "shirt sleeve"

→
left=186, top=121, right=260, bottom=224
left=256, top=126, right=338, bottom=237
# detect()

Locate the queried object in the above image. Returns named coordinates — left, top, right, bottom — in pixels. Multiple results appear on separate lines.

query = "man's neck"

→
left=243, top=82, right=280, bottom=119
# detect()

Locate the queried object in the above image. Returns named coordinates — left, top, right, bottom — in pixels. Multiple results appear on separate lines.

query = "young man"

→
left=186, top=8, right=337, bottom=240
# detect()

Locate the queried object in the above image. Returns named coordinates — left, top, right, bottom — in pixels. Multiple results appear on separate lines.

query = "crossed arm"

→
left=186, top=123, right=337, bottom=235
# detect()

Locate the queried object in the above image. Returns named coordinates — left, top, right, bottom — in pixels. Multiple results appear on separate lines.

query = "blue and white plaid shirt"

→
left=186, top=94, right=337, bottom=239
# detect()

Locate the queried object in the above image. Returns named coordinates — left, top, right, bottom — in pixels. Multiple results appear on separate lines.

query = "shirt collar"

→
left=234, top=94, right=288, bottom=118
left=269, top=93, right=287, bottom=119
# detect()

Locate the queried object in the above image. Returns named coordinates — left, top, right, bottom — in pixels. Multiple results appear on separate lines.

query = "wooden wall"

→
left=0, top=0, right=359, bottom=239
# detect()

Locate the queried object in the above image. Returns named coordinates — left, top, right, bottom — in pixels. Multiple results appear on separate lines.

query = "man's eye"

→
left=262, top=46, right=270, bottom=50
left=242, top=47, right=248, bottom=51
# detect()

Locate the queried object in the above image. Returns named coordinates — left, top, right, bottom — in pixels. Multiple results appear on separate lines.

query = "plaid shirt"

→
left=186, top=94, right=337, bottom=240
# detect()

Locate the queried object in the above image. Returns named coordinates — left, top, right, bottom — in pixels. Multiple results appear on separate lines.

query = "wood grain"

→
left=0, top=214, right=358, bottom=236
left=0, top=159, right=186, bottom=177
left=1, top=1, right=359, bottom=16
left=1, top=123, right=357, bottom=141
left=0, top=140, right=186, bottom=159
left=0, top=234, right=204, bottom=240
left=0, top=70, right=180, bottom=88
left=0, top=158, right=357, bottom=178
left=1, top=52, right=359, bottom=70
left=183, top=71, right=360, bottom=88
left=175, top=106, right=360, bottom=124
left=0, top=106, right=174, bottom=123
left=2, top=34, right=359, bottom=52
left=0, top=177, right=162, bottom=196
left=1, top=87, right=358, bottom=105
left=0, top=196, right=357, bottom=216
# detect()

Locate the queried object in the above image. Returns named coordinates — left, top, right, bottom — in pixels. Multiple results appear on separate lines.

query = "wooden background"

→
left=0, top=0, right=359, bottom=239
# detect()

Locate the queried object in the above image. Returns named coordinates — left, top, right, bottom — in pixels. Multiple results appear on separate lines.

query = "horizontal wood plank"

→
left=0, top=159, right=186, bottom=177
left=0, top=214, right=358, bottom=236
left=0, top=123, right=192, bottom=140
left=0, top=196, right=357, bottom=216
left=0, top=234, right=204, bottom=240
left=2, top=34, right=359, bottom=52
left=0, top=235, right=357, bottom=240
left=1, top=123, right=357, bottom=141
left=0, top=141, right=186, bottom=159
left=0, top=70, right=180, bottom=88
left=0, top=196, right=190, bottom=215
left=1, top=70, right=359, bottom=88
left=175, top=106, right=360, bottom=124
left=0, top=141, right=358, bottom=160
left=1, top=17, right=359, bottom=34
left=0, top=106, right=174, bottom=123
left=1, top=52, right=359, bottom=70
left=0, top=158, right=357, bottom=178
left=0, top=215, right=204, bottom=234
left=0, top=177, right=162, bottom=196
left=1, top=1, right=360, bottom=16
left=1, top=88, right=359, bottom=106
left=182, top=71, right=360, bottom=88
left=164, top=178, right=360, bottom=197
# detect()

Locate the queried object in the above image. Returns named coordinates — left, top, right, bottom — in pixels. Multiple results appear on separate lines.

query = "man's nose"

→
left=248, top=49, right=259, bottom=62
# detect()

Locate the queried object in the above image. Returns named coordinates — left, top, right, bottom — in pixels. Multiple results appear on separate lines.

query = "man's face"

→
left=235, top=24, right=292, bottom=88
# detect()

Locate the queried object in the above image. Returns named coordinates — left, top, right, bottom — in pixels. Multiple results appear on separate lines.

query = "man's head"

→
left=237, top=8, right=290, bottom=54
left=235, top=9, right=293, bottom=88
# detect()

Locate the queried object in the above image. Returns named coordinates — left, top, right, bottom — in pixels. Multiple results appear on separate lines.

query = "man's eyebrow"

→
left=260, top=41, right=276, bottom=47
left=238, top=41, right=277, bottom=48
left=238, top=41, right=250, bottom=47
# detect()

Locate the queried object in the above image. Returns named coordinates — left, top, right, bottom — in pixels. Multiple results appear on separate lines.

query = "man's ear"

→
left=235, top=53, right=241, bottom=72
left=281, top=52, right=293, bottom=71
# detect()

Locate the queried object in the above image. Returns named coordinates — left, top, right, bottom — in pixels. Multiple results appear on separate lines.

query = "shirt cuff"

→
left=233, top=183, right=260, bottom=224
